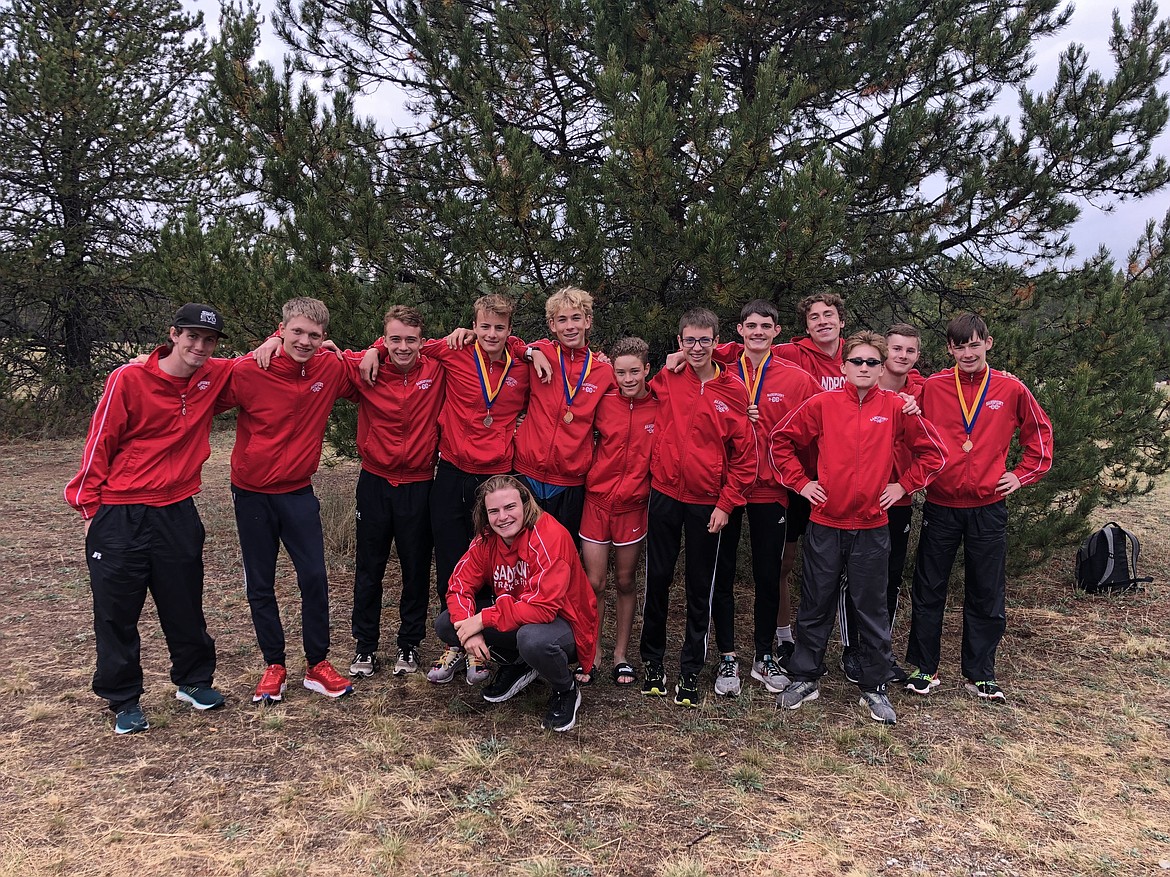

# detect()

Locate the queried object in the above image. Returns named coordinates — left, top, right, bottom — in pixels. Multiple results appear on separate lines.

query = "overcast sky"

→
left=191, top=0, right=1170, bottom=264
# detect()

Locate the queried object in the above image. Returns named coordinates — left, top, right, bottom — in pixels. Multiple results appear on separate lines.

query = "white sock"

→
left=775, top=625, right=793, bottom=644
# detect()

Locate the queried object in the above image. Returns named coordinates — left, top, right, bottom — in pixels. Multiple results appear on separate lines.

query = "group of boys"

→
left=67, top=287, right=1052, bottom=734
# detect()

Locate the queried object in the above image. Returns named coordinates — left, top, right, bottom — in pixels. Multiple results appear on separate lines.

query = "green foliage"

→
left=0, top=0, right=210, bottom=418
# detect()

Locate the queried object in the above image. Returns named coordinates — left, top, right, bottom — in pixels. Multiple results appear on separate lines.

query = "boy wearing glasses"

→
left=770, top=332, right=947, bottom=725
left=904, top=313, right=1052, bottom=702
left=639, top=309, right=757, bottom=706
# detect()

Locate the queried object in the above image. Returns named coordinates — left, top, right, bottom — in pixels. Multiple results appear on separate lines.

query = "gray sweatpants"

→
left=435, top=596, right=577, bottom=691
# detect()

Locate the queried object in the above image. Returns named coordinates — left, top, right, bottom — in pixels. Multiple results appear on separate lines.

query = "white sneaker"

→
left=713, top=655, right=741, bottom=697
left=427, top=646, right=465, bottom=684
left=750, top=655, right=790, bottom=693
left=394, top=647, right=419, bottom=676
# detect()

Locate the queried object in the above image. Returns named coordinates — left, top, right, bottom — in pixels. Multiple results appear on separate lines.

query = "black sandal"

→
left=611, top=662, right=636, bottom=686
left=574, top=665, right=595, bottom=685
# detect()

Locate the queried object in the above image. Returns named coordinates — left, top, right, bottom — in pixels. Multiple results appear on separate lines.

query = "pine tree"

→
left=0, top=0, right=211, bottom=422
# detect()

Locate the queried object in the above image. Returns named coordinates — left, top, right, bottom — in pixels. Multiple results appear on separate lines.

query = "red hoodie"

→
left=887, top=369, right=925, bottom=508
left=775, top=337, right=845, bottom=391
left=712, top=343, right=823, bottom=504
left=919, top=366, right=1053, bottom=508
left=417, top=338, right=531, bottom=475
left=585, top=389, right=659, bottom=512
left=513, top=338, right=616, bottom=486
left=648, top=365, right=758, bottom=514
left=345, top=350, right=444, bottom=485
left=446, top=512, right=599, bottom=674
left=65, top=348, right=233, bottom=519
left=770, top=384, right=948, bottom=529
left=221, top=350, right=357, bottom=493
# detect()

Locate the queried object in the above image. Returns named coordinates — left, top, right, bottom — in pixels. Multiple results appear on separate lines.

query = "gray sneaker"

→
left=349, top=652, right=380, bottom=678
left=859, top=688, right=897, bottom=724
left=713, top=655, right=741, bottom=697
left=393, top=647, right=419, bottom=676
left=776, top=679, right=820, bottom=710
left=750, top=655, right=790, bottom=693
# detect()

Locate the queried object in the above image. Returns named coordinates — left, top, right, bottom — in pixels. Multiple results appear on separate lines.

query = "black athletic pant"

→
left=840, top=503, right=913, bottom=646
left=518, top=476, right=585, bottom=549
left=787, top=523, right=895, bottom=690
left=86, top=500, right=215, bottom=712
left=431, top=460, right=496, bottom=602
left=716, top=501, right=788, bottom=660
left=640, top=490, right=728, bottom=678
left=351, top=470, right=433, bottom=654
left=232, top=486, right=330, bottom=667
left=906, top=501, right=1008, bottom=681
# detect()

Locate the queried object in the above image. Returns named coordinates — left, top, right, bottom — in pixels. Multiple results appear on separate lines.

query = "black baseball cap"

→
left=172, top=303, right=227, bottom=337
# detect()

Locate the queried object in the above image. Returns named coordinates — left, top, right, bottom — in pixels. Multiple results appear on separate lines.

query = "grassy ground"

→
left=1, top=432, right=1168, bottom=876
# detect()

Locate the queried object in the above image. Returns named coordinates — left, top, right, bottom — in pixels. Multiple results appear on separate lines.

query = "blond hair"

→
left=473, top=293, right=515, bottom=326
left=842, top=331, right=887, bottom=360
left=545, top=286, right=594, bottom=322
left=282, top=297, right=330, bottom=331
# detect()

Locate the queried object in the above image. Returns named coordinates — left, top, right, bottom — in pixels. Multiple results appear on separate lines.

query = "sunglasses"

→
left=845, top=357, right=883, bottom=367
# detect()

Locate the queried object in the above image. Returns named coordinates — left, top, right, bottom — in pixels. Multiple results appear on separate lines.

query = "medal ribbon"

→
left=474, top=343, right=513, bottom=412
left=953, top=365, right=991, bottom=438
left=560, top=347, right=593, bottom=409
left=737, top=350, right=771, bottom=406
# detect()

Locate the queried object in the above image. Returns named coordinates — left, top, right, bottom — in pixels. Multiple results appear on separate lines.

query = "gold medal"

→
left=962, top=439, right=973, bottom=452
left=483, top=415, right=493, bottom=427
left=563, top=411, right=574, bottom=424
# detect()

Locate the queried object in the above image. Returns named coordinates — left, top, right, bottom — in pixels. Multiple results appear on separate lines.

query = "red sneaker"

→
left=253, top=664, right=287, bottom=703
left=303, top=660, right=353, bottom=698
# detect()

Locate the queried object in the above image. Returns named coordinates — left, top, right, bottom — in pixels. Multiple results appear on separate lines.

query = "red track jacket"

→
left=648, top=365, right=757, bottom=514
left=774, top=337, right=845, bottom=391
left=221, top=351, right=357, bottom=493
left=713, top=343, right=822, bottom=504
left=889, top=369, right=926, bottom=508
left=346, top=350, right=444, bottom=485
left=585, top=389, right=659, bottom=512
left=446, top=512, right=599, bottom=674
left=513, top=338, right=616, bottom=486
left=919, top=366, right=1053, bottom=508
left=65, top=348, right=233, bottom=519
left=770, top=383, right=948, bottom=529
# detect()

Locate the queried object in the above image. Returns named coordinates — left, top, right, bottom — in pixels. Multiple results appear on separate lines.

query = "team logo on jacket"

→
left=870, top=415, right=889, bottom=424
left=987, top=399, right=1004, bottom=410
left=713, top=400, right=729, bottom=414
left=416, top=379, right=433, bottom=390
left=505, top=377, right=519, bottom=388
left=584, top=383, right=598, bottom=393
left=822, top=376, right=846, bottom=390
left=767, top=393, right=783, bottom=403
left=197, top=380, right=211, bottom=391
left=310, top=381, right=325, bottom=393
left=493, top=561, right=528, bottom=594
left=644, top=423, right=655, bottom=434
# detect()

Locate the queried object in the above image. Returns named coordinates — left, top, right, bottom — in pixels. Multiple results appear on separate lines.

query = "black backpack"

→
left=1074, top=522, right=1154, bottom=593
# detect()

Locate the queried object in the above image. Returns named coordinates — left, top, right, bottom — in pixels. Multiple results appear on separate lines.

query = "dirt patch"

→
left=2, top=434, right=1168, bottom=876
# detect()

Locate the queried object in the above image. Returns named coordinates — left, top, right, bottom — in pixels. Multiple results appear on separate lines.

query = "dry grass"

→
left=1, top=434, right=1169, bottom=876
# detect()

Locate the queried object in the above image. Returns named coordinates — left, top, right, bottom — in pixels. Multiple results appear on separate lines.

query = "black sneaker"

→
left=841, top=649, right=862, bottom=684
left=114, top=703, right=149, bottom=735
left=889, top=662, right=909, bottom=684
left=641, top=662, right=667, bottom=697
left=482, top=662, right=538, bottom=703
left=775, top=640, right=795, bottom=671
left=542, top=682, right=582, bottom=732
left=673, top=672, right=701, bottom=707
left=175, top=685, right=225, bottom=710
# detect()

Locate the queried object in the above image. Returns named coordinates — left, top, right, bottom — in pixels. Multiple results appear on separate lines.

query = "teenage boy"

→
left=65, top=304, right=231, bottom=734
left=363, top=294, right=531, bottom=685
left=345, top=306, right=445, bottom=679
left=772, top=292, right=848, bottom=659
left=701, top=300, right=821, bottom=694
left=222, top=297, right=357, bottom=703
left=771, top=332, right=947, bottom=724
left=512, top=286, right=616, bottom=547
left=639, top=308, right=757, bottom=707
left=839, top=323, right=925, bottom=683
left=904, top=313, right=1053, bottom=701
left=579, top=337, right=658, bottom=686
